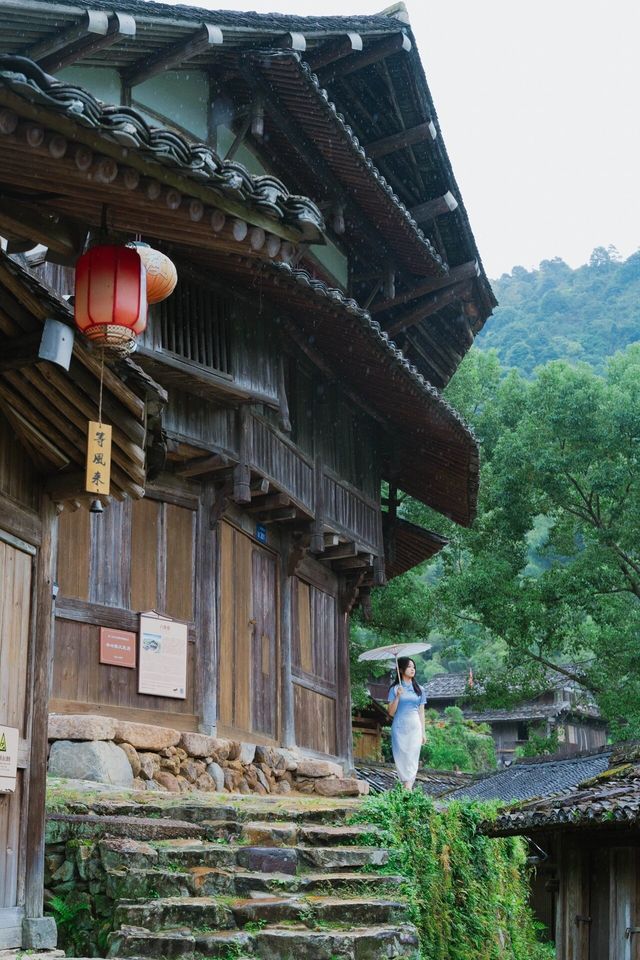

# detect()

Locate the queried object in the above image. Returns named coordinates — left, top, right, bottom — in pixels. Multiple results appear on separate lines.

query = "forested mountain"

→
left=478, top=246, right=640, bottom=373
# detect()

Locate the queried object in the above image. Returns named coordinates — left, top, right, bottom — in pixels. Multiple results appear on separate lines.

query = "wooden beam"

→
left=25, top=10, right=110, bottom=62
left=246, top=493, right=291, bottom=514
left=39, top=12, right=136, bottom=73
left=258, top=507, right=298, bottom=524
left=306, top=32, right=363, bottom=71
left=0, top=198, right=86, bottom=258
left=251, top=477, right=270, bottom=496
left=124, top=23, right=224, bottom=87
left=364, top=121, right=436, bottom=160
left=323, top=541, right=357, bottom=560
left=319, top=32, right=411, bottom=82
left=334, top=554, right=373, bottom=570
left=411, top=190, right=458, bottom=223
left=0, top=332, right=40, bottom=371
left=386, top=280, right=474, bottom=338
left=371, top=260, right=479, bottom=314
left=177, top=453, right=230, bottom=478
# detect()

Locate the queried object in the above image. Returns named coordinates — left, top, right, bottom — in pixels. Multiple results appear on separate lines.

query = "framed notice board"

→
left=138, top=613, right=188, bottom=699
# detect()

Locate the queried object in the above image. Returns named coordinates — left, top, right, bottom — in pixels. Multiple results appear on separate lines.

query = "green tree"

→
left=402, top=346, right=640, bottom=739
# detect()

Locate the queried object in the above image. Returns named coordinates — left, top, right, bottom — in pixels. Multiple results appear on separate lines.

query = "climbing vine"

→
left=352, top=789, right=554, bottom=960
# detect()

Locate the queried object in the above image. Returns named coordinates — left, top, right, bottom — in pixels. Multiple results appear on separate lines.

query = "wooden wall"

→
left=291, top=562, right=339, bottom=757
left=217, top=520, right=279, bottom=743
left=554, top=834, right=640, bottom=960
left=51, top=484, right=201, bottom=729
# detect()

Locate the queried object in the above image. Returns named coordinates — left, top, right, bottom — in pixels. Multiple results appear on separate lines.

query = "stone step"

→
left=239, top=821, right=379, bottom=848
left=249, top=924, right=419, bottom=960
left=107, top=864, right=403, bottom=900
left=109, top=923, right=419, bottom=959
left=298, top=845, right=390, bottom=871
left=114, top=894, right=406, bottom=931
left=100, top=838, right=390, bottom=874
left=46, top=812, right=206, bottom=844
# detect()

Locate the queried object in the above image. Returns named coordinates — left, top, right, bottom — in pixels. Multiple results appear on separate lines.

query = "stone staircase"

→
left=48, top=795, right=419, bottom=960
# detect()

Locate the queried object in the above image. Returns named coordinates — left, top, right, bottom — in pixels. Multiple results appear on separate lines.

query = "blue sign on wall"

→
left=255, top=523, right=268, bottom=544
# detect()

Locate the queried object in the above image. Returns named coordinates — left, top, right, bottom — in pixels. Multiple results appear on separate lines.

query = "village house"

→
left=414, top=670, right=607, bottom=764
left=484, top=743, right=640, bottom=959
left=0, top=0, right=494, bottom=949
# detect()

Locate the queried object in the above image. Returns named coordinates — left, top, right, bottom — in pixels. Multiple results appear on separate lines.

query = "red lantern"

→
left=75, top=245, right=147, bottom=352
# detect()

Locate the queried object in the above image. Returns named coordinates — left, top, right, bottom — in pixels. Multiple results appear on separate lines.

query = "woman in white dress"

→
left=387, top=657, right=427, bottom=790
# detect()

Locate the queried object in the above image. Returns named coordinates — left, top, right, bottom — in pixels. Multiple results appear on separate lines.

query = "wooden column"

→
left=310, top=456, right=325, bottom=554
left=24, top=497, right=58, bottom=923
left=336, top=600, right=354, bottom=768
left=279, top=533, right=295, bottom=748
left=197, top=483, right=217, bottom=735
left=233, top=405, right=251, bottom=504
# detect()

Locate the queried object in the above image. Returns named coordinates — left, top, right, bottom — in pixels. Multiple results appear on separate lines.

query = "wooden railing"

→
left=249, top=416, right=314, bottom=512
left=246, top=415, right=381, bottom=552
left=322, top=472, right=379, bottom=551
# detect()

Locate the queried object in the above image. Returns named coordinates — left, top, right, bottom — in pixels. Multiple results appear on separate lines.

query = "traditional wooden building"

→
left=486, top=743, right=640, bottom=959
left=0, top=1, right=494, bottom=947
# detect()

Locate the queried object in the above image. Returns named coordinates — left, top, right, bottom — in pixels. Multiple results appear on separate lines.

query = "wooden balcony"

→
left=245, top=414, right=381, bottom=556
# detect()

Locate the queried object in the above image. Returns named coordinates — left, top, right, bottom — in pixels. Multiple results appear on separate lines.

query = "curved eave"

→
left=0, top=55, right=325, bottom=243
left=248, top=50, right=446, bottom=278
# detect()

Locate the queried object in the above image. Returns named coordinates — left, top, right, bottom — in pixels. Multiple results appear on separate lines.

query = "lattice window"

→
left=156, top=278, right=231, bottom=374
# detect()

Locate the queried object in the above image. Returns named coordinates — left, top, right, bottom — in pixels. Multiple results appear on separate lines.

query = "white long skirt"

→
left=391, top=709, right=422, bottom=784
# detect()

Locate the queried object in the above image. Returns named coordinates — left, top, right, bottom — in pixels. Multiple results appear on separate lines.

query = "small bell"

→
left=89, top=499, right=104, bottom=514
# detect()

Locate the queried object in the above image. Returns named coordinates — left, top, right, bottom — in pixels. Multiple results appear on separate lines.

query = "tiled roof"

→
left=0, top=55, right=324, bottom=241
left=247, top=51, right=445, bottom=277
left=486, top=743, right=640, bottom=835
left=449, top=748, right=613, bottom=805
left=424, top=673, right=474, bottom=699
left=463, top=702, right=602, bottom=724
left=355, top=762, right=472, bottom=798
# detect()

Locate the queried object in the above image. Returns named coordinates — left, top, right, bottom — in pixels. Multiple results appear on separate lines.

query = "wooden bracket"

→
left=287, top=529, right=311, bottom=577
left=209, top=478, right=233, bottom=528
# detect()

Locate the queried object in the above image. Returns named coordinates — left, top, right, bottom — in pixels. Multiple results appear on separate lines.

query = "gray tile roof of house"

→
left=448, top=748, right=613, bottom=804
left=355, top=762, right=473, bottom=798
left=424, top=673, right=474, bottom=699
left=463, top=702, right=602, bottom=724
left=486, top=742, right=640, bottom=835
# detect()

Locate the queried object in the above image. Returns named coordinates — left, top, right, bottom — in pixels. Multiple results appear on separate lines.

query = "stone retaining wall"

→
left=47, top=715, right=368, bottom=797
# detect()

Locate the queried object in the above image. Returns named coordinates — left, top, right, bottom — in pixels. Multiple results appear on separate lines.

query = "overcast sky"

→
left=172, top=0, right=639, bottom=277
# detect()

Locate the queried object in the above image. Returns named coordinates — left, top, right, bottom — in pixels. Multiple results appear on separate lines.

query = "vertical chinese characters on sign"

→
left=86, top=420, right=112, bottom=495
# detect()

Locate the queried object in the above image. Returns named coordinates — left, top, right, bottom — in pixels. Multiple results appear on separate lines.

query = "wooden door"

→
left=0, top=531, right=34, bottom=948
left=218, top=522, right=279, bottom=741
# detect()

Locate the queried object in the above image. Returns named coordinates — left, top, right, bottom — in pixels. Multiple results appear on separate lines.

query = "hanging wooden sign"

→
left=86, top=421, right=112, bottom=495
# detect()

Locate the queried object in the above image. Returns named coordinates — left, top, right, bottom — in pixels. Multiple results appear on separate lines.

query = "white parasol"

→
left=358, top=641, right=431, bottom=686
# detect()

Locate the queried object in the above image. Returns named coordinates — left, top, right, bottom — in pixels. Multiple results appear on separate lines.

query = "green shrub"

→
left=352, top=789, right=554, bottom=960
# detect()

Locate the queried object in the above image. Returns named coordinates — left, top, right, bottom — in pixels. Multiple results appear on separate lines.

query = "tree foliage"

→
left=402, top=345, right=640, bottom=739
left=480, top=247, right=640, bottom=374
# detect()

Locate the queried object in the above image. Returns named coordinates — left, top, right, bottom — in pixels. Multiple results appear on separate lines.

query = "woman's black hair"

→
left=389, top=657, right=422, bottom=698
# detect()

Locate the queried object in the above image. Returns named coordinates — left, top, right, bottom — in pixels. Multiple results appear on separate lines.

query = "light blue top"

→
left=388, top=681, right=427, bottom=723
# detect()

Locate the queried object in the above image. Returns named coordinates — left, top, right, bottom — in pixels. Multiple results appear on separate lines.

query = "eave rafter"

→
left=411, top=191, right=458, bottom=224
left=318, top=31, right=411, bottom=83
left=306, top=32, right=363, bottom=71
left=371, top=260, right=480, bottom=315
left=364, top=120, right=436, bottom=160
left=123, top=23, right=224, bottom=87
left=24, top=11, right=136, bottom=73
left=386, top=279, right=474, bottom=339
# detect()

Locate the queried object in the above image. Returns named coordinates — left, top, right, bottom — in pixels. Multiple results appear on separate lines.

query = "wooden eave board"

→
left=384, top=518, right=448, bottom=579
